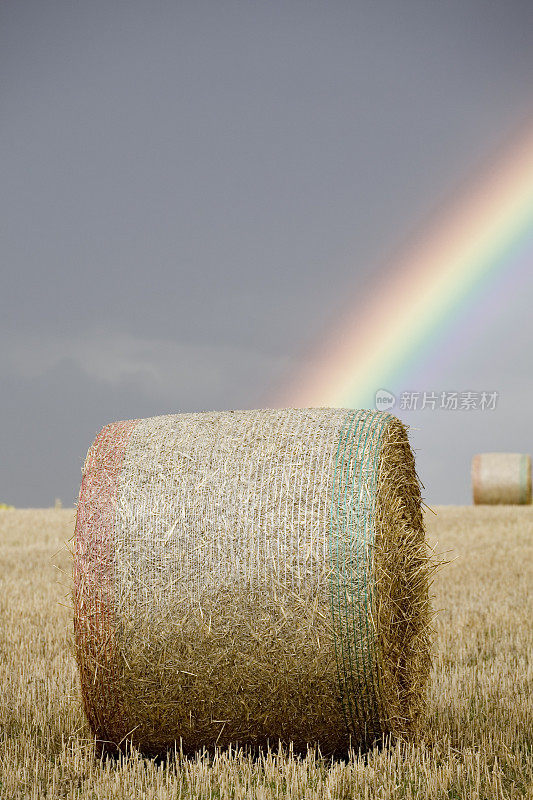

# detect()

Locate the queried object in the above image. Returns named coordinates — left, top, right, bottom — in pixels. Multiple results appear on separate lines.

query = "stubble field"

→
left=0, top=506, right=531, bottom=799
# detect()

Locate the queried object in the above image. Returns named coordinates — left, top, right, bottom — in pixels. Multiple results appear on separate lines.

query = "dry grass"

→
left=0, top=506, right=531, bottom=799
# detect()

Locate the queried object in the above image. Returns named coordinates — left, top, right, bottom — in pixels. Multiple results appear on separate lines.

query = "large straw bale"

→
left=72, top=409, right=433, bottom=758
left=472, top=452, right=531, bottom=505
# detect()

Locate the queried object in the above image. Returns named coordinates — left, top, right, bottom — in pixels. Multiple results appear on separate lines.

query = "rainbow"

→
left=274, top=122, right=533, bottom=409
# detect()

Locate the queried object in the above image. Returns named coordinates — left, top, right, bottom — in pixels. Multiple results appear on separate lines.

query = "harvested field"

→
left=0, top=506, right=532, bottom=799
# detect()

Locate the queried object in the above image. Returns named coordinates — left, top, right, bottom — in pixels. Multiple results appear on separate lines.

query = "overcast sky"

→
left=2, top=0, right=533, bottom=507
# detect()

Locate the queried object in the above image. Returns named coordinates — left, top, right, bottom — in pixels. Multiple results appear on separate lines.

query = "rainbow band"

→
left=276, top=125, right=533, bottom=409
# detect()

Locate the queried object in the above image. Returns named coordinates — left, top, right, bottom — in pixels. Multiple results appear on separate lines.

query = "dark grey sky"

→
left=2, top=1, right=533, bottom=506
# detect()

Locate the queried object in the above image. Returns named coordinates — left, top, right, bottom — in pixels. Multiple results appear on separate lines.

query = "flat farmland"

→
left=0, top=506, right=531, bottom=799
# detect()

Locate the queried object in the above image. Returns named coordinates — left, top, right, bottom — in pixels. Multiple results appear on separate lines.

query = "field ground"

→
left=0, top=506, right=531, bottom=799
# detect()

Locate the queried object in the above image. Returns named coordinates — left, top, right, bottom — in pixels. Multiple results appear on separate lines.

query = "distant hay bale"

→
left=472, top=453, right=532, bottom=505
left=72, top=409, right=433, bottom=758
left=0, top=503, right=14, bottom=510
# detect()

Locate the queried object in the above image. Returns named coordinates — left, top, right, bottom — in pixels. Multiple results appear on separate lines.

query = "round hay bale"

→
left=73, top=409, right=432, bottom=758
left=472, top=452, right=532, bottom=505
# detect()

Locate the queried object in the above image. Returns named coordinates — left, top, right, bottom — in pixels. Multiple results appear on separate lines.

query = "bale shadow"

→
left=95, top=731, right=393, bottom=769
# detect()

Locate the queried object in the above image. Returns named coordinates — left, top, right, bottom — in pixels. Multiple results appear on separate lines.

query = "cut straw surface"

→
left=73, top=409, right=433, bottom=758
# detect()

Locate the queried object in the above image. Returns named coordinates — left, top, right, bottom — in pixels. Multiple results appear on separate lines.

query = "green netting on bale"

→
left=330, top=410, right=391, bottom=745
